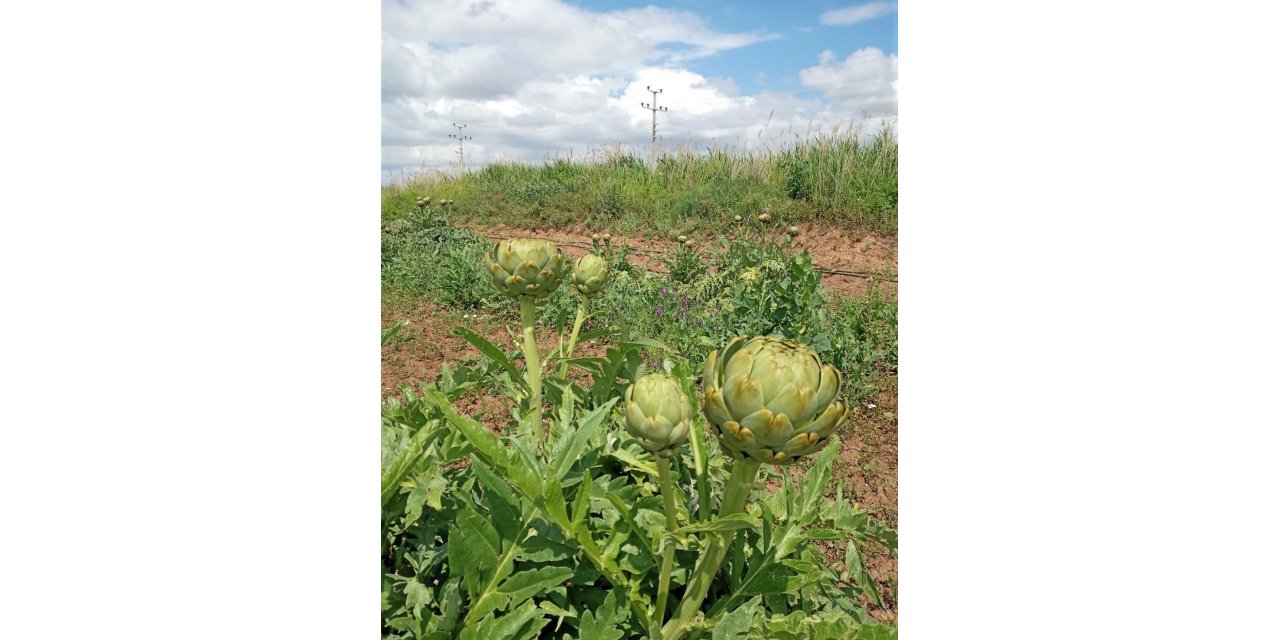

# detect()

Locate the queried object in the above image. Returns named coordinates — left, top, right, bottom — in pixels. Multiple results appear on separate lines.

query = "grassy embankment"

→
left=381, top=126, right=898, bottom=236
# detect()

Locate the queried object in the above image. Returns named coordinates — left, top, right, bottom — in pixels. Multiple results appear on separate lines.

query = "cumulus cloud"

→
left=799, top=48, right=897, bottom=115
left=382, top=0, right=896, bottom=175
left=819, top=2, right=897, bottom=27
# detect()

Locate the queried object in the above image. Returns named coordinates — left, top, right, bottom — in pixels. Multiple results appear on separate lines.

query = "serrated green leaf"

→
left=403, top=468, right=447, bottom=528
left=711, top=595, right=760, bottom=640
left=773, top=522, right=806, bottom=560
left=608, top=448, right=658, bottom=477
left=497, top=566, right=574, bottom=605
left=798, top=437, right=840, bottom=525
left=448, top=503, right=500, bottom=600
left=742, top=569, right=792, bottom=596
left=847, top=538, right=884, bottom=608
left=538, top=600, right=577, bottom=618
left=856, top=623, right=899, bottom=640
left=550, top=399, right=616, bottom=481
left=675, top=512, right=757, bottom=536
left=805, top=527, right=845, bottom=541
left=516, top=521, right=577, bottom=563
left=578, top=588, right=626, bottom=640
left=471, top=457, right=525, bottom=542
left=403, top=578, right=430, bottom=618
left=459, top=600, right=545, bottom=640
left=436, top=578, right=463, bottom=635
left=603, top=493, right=659, bottom=563
left=572, top=469, right=594, bottom=531
left=543, top=475, right=571, bottom=530
left=424, top=390, right=507, bottom=471
left=453, top=326, right=529, bottom=392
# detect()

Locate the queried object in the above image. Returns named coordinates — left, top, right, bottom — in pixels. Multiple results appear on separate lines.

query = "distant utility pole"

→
left=640, top=86, right=669, bottom=144
left=449, top=123, right=472, bottom=170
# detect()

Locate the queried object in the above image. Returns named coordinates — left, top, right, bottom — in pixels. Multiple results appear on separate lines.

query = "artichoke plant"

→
left=486, top=238, right=567, bottom=301
left=558, top=252, right=611, bottom=378
left=702, top=336, right=847, bottom=464
left=486, top=238, right=568, bottom=439
left=623, top=374, right=691, bottom=458
left=622, top=373, right=692, bottom=620
left=663, top=336, right=850, bottom=640
left=571, top=253, right=609, bottom=297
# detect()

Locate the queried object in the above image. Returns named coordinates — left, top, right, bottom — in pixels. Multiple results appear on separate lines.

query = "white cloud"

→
left=820, top=1, right=897, bottom=27
left=799, top=47, right=898, bottom=115
left=381, top=0, right=896, bottom=174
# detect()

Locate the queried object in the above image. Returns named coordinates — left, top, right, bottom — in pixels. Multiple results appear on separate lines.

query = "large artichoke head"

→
left=572, top=253, right=610, bottom=297
left=486, top=239, right=567, bottom=300
left=624, top=374, right=692, bottom=458
left=702, top=336, right=847, bottom=464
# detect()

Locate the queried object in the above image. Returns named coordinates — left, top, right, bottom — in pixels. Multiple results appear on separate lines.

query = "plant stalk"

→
left=559, top=299, right=588, bottom=377
left=655, top=456, right=679, bottom=625
left=518, top=296, right=542, bottom=440
left=660, top=458, right=762, bottom=640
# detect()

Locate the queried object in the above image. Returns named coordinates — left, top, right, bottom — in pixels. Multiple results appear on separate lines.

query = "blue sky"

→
left=574, top=0, right=897, bottom=95
left=382, top=0, right=898, bottom=175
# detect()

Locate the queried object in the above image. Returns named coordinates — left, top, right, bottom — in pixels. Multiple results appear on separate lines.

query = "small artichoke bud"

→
left=592, top=234, right=600, bottom=241
left=702, top=336, right=848, bottom=464
left=677, top=235, right=687, bottom=243
left=602, top=233, right=612, bottom=242
left=571, top=253, right=609, bottom=297
left=684, top=240, right=694, bottom=248
left=788, top=226, right=800, bottom=235
left=624, top=374, right=692, bottom=458
left=734, top=215, right=743, bottom=223
left=486, top=238, right=568, bottom=300
left=758, top=213, right=771, bottom=222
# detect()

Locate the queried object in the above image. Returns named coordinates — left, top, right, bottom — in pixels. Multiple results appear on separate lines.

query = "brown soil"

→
left=837, top=378, right=899, bottom=623
left=382, top=299, right=608, bottom=435
left=467, top=222, right=897, bottom=300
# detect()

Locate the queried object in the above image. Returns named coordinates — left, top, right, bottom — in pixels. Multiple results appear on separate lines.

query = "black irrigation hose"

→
left=475, top=234, right=899, bottom=283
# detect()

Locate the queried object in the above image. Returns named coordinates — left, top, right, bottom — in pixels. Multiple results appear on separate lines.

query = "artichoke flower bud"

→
left=758, top=213, right=771, bottom=222
left=602, top=233, right=612, bottom=241
left=624, top=374, right=692, bottom=458
left=572, top=253, right=610, bottom=297
left=677, top=235, right=687, bottom=243
left=684, top=240, right=694, bottom=248
left=701, top=336, right=848, bottom=464
left=486, top=238, right=568, bottom=300
left=788, top=226, right=800, bottom=235
left=734, top=215, right=743, bottom=223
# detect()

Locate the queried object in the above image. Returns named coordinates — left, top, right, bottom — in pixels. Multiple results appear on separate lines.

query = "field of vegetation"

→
left=382, top=126, right=898, bottom=236
left=381, top=131, right=899, bottom=639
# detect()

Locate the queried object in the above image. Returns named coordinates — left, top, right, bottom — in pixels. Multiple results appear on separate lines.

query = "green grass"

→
left=382, top=125, right=898, bottom=235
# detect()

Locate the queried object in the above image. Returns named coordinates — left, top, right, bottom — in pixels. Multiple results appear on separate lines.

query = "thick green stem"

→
left=661, top=459, right=762, bottom=640
left=559, top=300, right=588, bottom=377
left=655, top=456, right=680, bottom=626
left=518, top=296, right=542, bottom=440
